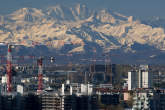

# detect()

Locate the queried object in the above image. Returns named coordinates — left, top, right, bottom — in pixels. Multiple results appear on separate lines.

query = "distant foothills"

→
left=0, top=4, right=165, bottom=64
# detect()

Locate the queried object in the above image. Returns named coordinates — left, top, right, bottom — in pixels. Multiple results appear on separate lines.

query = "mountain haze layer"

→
left=0, top=4, right=165, bottom=64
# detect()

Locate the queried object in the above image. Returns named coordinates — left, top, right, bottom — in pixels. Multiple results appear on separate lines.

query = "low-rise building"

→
left=132, top=91, right=153, bottom=110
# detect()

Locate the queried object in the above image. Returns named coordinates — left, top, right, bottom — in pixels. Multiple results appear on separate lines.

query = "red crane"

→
left=0, top=41, right=55, bottom=94
left=6, top=44, right=12, bottom=93
left=37, top=57, right=43, bottom=93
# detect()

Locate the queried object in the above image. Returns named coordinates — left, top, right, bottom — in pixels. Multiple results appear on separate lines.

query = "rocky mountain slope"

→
left=0, top=4, right=165, bottom=64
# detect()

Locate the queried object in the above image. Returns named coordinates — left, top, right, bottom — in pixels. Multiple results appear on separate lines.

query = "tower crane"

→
left=0, top=42, right=55, bottom=93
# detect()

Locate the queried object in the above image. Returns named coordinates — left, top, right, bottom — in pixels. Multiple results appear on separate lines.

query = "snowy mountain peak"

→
left=8, top=7, right=45, bottom=22
left=0, top=4, right=165, bottom=63
left=46, top=4, right=92, bottom=21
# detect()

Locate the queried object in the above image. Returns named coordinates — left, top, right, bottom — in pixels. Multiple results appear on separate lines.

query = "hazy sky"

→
left=0, top=0, right=164, bottom=18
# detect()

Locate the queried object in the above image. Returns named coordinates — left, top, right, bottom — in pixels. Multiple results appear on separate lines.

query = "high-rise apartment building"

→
left=128, top=65, right=152, bottom=90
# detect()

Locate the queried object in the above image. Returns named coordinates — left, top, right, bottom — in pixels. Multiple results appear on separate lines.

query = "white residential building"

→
left=128, top=70, right=138, bottom=90
left=132, top=92, right=153, bottom=110
left=61, top=80, right=93, bottom=96
left=17, top=85, right=24, bottom=94
left=128, top=65, right=152, bottom=90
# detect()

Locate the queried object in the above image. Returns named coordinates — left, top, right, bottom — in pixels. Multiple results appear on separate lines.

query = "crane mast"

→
left=37, top=58, right=43, bottom=93
left=7, top=45, right=12, bottom=93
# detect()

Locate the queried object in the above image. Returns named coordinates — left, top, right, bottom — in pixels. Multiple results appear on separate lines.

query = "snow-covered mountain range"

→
left=0, top=4, right=165, bottom=64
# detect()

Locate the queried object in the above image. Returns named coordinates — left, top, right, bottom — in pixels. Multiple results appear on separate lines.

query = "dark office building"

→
left=100, top=94, right=119, bottom=105
left=63, top=95, right=98, bottom=110
left=0, top=94, right=23, bottom=110
left=23, top=94, right=41, bottom=110
left=153, top=91, right=165, bottom=110
left=0, top=93, right=41, bottom=110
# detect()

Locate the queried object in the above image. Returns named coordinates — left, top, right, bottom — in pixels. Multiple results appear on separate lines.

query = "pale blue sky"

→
left=0, top=0, right=164, bottom=18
